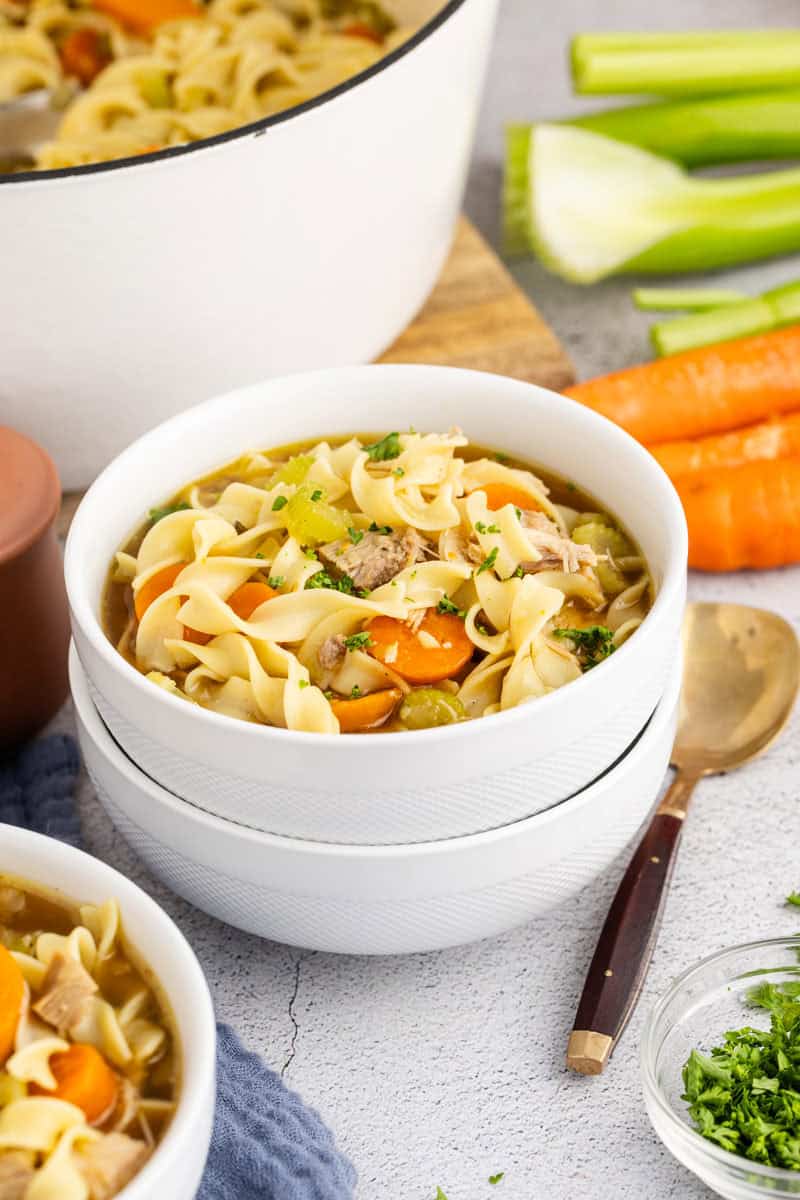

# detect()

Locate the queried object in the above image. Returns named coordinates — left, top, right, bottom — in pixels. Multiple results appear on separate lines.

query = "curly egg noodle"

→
left=0, top=888, right=175, bottom=1198
left=106, top=430, right=653, bottom=736
left=0, top=0, right=412, bottom=169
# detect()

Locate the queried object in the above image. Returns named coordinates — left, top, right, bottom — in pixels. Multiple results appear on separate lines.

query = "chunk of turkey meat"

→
left=0, top=1153, right=34, bottom=1200
left=317, top=634, right=347, bottom=671
left=76, top=1133, right=149, bottom=1200
left=32, top=953, right=98, bottom=1032
left=520, top=511, right=599, bottom=573
left=318, top=528, right=426, bottom=592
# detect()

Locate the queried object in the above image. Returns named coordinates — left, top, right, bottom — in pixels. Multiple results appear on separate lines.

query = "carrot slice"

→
left=134, top=562, right=186, bottom=621
left=91, top=0, right=199, bottom=34
left=475, top=483, right=540, bottom=512
left=675, top=458, right=800, bottom=570
left=342, top=22, right=383, bottom=43
left=30, top=1043, right=118, bottom=1125
left=0, top=946, right=25, bottom=1066
left=367, top=610, right=474, bottom=684
left=564, top=326, right=800, bottom=445
left=58, top=28, right=112, bottom=86
left=330, top=687, right=402, bottom=732
left=226, top=582, right=278, bottom=621
left=651, top=413, right=800, bottom=479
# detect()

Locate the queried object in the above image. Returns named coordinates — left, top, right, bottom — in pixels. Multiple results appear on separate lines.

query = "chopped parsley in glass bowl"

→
left=642, top=937, right=800, bottom=1199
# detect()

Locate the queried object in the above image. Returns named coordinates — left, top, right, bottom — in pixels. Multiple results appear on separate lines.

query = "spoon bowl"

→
left=675, top=602, right=800, bottom=777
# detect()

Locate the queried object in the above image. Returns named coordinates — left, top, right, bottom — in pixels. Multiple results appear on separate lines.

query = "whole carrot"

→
left=652, top=412, right=800, bottom=478
left=675, top=458, right=800, bottom=570
left=564, top=325, right=800, bottom=445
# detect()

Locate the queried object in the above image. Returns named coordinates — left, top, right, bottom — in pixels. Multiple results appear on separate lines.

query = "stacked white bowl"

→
left=65, top=366, right=688, bottom=955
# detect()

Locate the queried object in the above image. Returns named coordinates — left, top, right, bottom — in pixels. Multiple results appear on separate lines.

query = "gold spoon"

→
left=567, top=601, right=800, bottom=1076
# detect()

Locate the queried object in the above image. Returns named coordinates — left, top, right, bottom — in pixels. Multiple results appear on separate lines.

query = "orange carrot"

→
left=341, top=22, right=383, bottom=43
left=564, top=326, right=800, bottom=445
left=30, top=1044, right=118, bottom=1125
left=474, top=483, right=541, bottom=512
left=0, top=946, right=25, bottom=1066
left=134, top=562, right=186, bottom=621
left=330, top=687, right=403, bottom=732
left=91, top=0, right=200, bottom=34
left=675, top=458, right=800, bottom=570
left=367, top=610, right=474, bottom=684
left=652, top=413, right=800, bottom=479
left=58, top=28, right=112, bottom=86
left=226, top=582, right=278, bottom=622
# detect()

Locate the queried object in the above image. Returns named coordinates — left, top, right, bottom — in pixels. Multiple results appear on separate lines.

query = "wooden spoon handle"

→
left=566, top=771, right=698, bottom=1075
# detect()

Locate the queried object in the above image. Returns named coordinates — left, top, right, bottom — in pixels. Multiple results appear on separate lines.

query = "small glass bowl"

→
left=641, top=937, right=800, bottom=1200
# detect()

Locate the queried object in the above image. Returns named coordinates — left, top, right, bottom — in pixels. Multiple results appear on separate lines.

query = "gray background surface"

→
left=55, top=3, right=800, bottom=1198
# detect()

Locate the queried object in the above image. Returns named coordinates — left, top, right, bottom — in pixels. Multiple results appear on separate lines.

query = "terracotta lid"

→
left=0, top=426, right=61, bottom=566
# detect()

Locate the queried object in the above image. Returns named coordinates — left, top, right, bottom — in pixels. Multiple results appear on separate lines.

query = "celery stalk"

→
left=566, top=90, right=800, bottom=166
left=633, top=287, right=748, bottom=312
left=516, top=125, right=800, bottom=284
left=651, top=280, right=800, bottom=356
left=571, top=30, right=800, bottom=95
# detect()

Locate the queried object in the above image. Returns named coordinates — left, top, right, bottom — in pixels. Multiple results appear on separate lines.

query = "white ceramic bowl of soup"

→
left=72, top=642, right=681, bottom=954
left=65, top=364, right=688, bottom=846
left=1, top=825, right=216, bottom=1199
left=0, top=0, right=498, bottom=490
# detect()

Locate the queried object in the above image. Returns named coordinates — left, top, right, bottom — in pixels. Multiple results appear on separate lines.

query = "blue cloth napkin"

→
left=0, top=734, right=357, bottom=1200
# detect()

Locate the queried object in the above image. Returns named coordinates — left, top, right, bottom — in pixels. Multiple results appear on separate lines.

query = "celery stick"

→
left=571, top=30, right=800, bottom=95
left=503, top=125, right=533, bottom=256
left=567, top=90, right=800, bottom=166
left=651, top=280, right=800, bottom=356
left=633, top=287, right=748, bottom=312
left=522, top=126, right=800, bottom=284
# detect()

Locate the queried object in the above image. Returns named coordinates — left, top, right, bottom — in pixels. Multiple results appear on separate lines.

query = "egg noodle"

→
left=0, top=894, right=174, bottom=1198
left=0, top=0, right=411, bottom=169
left=108, top=430, right=652, bottom=735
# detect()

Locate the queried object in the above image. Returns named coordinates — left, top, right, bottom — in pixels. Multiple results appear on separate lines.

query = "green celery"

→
left=512, top=125, right=800, bottom=284
left=571, top=30, right=800, bottom=96
left=651, top=279, right=800, bottom=356
left=633, top=287, right=747, bottom=312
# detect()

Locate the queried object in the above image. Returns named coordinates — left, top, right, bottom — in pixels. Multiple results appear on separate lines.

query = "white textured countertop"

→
left=55, top=2, right=800, bottom=1197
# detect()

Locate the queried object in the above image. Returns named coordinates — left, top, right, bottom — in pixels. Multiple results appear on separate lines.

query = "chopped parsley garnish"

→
left=494, top=451, right=510, bottom=464
left=787, top=892, right=800, bottom=907
left=298, top=679, right=309, bottom=689
left=272, top=495, right=288, bottom=512
left=513, top=565, right=525, bottom=579
left=310, top=488, right=323, bottom=502
left=268, top=576, right=285, bottom=589
left=343, top=632, right=373, bottom=652
left=476, top=521, right=501, bottom=535
left=350, top=685, right=362, bottom=700
left=304, top=548, right=318, bottom=560
left=682, top=979, right=800, bottom=1169
left=489, top=1174, right=505, bottom=1185
left=348, top=526, right=364, bottom=545
left=553, top=625, right=615, bottom=671
left=566, top=481, right=577, bottom=492
left=393, top=467, right=405, bottom=477
left=254, top=552, right=265, bottom=560
left=365, top=431, right=402, bottom=462
left=437, top=596, right=465, bottom=619
left=514, top=507, right=522, bottom=520
left=305, top=569, right=368, bottom=598
left=435, top=1191, right=448, bottom=1200
left=368, top=521, right=393, bottom=535
left=476, top=547, right=499, bottom=575
left=476, top=622, right=491, bottom=636
left=148, top=501, right=190, bottom=525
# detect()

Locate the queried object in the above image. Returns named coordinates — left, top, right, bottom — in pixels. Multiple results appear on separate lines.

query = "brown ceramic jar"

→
left=0, top=426, right=70, bottom=749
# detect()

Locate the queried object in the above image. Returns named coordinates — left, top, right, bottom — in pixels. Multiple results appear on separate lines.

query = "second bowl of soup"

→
left=66, top=365, right=687, bottom=845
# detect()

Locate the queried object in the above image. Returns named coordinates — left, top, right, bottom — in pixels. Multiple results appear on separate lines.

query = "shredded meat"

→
left=318, top=528, right=426, bottom=591
left=76, top=1133, right=149, bottom=1200
left=317, top=634, right=347, bottom=671
left=32, top=953, right=97, bottom=1032
left=520, top=512, right=598, bottom=573
left=0, top=1153, right=34, bottom=1200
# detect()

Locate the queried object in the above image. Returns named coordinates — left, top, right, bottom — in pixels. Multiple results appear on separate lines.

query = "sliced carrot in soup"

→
left=367, top=610, right=473, bottom=684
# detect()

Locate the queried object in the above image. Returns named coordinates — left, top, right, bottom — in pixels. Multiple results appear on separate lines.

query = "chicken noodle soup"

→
left=0, top=0, right=419, bottom=171
left=104, top=430, right=653, bottom=735
left=0, top=879, right=177, bottom=1198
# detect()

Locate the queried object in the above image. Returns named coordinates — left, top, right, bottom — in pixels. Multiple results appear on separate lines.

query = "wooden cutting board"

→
left=59, top=219, right=571, bottom=535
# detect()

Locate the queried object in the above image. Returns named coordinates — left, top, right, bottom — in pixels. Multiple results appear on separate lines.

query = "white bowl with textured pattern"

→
left=65, top=365, right=687, bottom=845
left=72, top=643, right=681, bottom=956
left=3, top=825, right=215, bottom=1199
